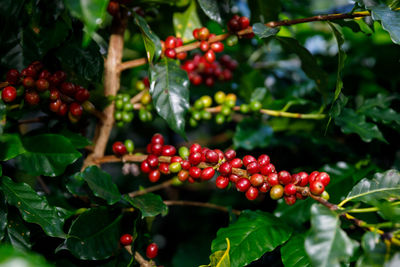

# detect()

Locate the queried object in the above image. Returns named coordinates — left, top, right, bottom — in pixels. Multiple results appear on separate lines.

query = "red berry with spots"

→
left=310, top=181, right=325, bottom=195
left=148, top=170, right=161, bottom=183
left=205, top=150, right=219, bottom=163
left=308, top=171, right=319, bottom=183
left=189, top=152, right=202, bottom=165
left=284, top=184, right=297, bottom=196
left=297, top=172, right=309, bottom=186
left=259, top=182, right=271, bottom=193
left=190, top=143, right=202, bottom=154
left=165, top=48, right=176, bottom=59
left=284, top=195, right=297, bottom=205
left=113, top=141, right=127, bottom=156
left=189, top=166, right=201, bottom=179
left=146, top=154, right=159, bottom=168
left=216, top=176, right=230, bottom=189
left=224, top=149, right=236, bottom=161
left=239, top=16, right=250, bottom=29
left=201, top=167, right=215, bottom=180
left=267, top=173, right=279, bottom=186
left=2, top=86, right=17, bottom=103
left=230, top=158, right=243, bottom=168
left=25, top=90, right=40, bottom=105
left=278, top=171, right=292, bottom=185
left=6, top=69, right=20, bottom=85
left=162, top=145, right=176, bottom=157
left=218, top=162, right=232, bottom=176
left=316, top=172, right=330, bottom=186
left=245, top=186, right=259, bottom=200
left=146, top=243, right=158, bottom=259
left=69, top=102, right=83, bottom=117
left=246, top=161, right=260, bottom=175
left=257, top=154, right=270, bottom=166
left=250, top=173, right=264, bottom=187
left=119, top=234, right=132, bottom=246
left=158, top=163, right=170, bottom=175
left=236, top=178, right=251, bottom=192
left=243, top=155, right=256, bottom=167
left=151, top=143, right=163, bottom=156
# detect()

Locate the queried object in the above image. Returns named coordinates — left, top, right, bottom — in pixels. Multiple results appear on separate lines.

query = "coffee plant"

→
left=1, top=0, right=400, bottom=266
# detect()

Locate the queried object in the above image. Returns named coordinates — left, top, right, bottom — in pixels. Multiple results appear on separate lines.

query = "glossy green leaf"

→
left=305, top=204, right=358, bottom=267
left=60, top=129, right=91, bottom=149
left=16, top=134, right=81, bottom=177
left=201, top=238, right=230, bottom=267
left=275, top=36, right=328, bottom=96
left=0, top=134, right=25, bottom=161
left=0, top=192, right=7, bottom=241
left=64, top=207, right=121, bottom=260
left=134, top=13, right=162, bottom=63
left=233, top=118, right=273, bottom=150
left=66, top=174, right=87, bottom=196
left=356, top=232, right=386, bottom=267
left=281, top=233, right=311, bottom=267
left=197, top=0, right=222, bottom=24
left=1, top=177, right=66, bottom=238
left=274, top=198, right=313, bottom=227
left=0, top=245, right=52, bottom=267
left=124, top=194, right=168, bottom=218
left=248, top=0, right=281, bottom=22
left=340, top=169, right=400, bottom=206
left=329, top=93, right=348, bottom=118
left=74, top=166, right=121, bottom=205
left=335, top=108, right=387, bottom=143
left=173, top=0, right=202, bottom=42
left=358, top=94, right=398, bottom=112
left=253, top=23, right=279, bottom=39
left=250, top=87, right=267, bottom=102
left=149, top=58, right=190, bottom=137
left=363, top=107, right=400, bottom=125
left=64, top=0, right=108, bottom=45
left=4, top=211, right=31, bottom=250
left=211, top=210, right=292, bottom=267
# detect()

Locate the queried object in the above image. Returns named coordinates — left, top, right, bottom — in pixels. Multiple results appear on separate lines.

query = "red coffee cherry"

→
left=257, top=154, right=270, bottom=166
left=23, top=77, right=35, bottom=88
left=57, top=103, right=68, bottom=116
left=189, top=152, right=202, bottom=165
left=239, top=16, right=250, bottom=29
left=230, top=158, right=243, bottom=168
left=177, top=169, right=189, bottom=182
left=6, top=69, right=20, bottom=85
left=229, top=174, right=240, bottom=184
left=170, top=156, right=183, bottom=163
left=250, top=173, right=264, bottom=187
left=245, top=186, right=259, bottom=200
left=165, top=48, right=176, bottom=59
left=316, top=172, right=330, bottom=186
left=49, top=89, right=60, bottom=101
left=204, top=50, right=216, bottom=63
left=165, top=36, right=176, bottom=49
left=201, top=167, right=215, bottom=180
left=1, top=86, right=17, bottom=103
left=162, top=145, right=176, bottom=157
left=113, top=141, right=127, bottom=156
left=158, top=163, right=170, bottom=175
left=267, top=173, right=279, bottom=186
left=224, top=149, right=236, bottom=161
left=236, top=177, right=251, bottom=192
left=228, top=16, right=241, bottom=31
left=146, top=154, right=159, bottom=168
left=216, top=176, right=230, bottom=189
left=24, top=90, right=40, bottom=105
left=119, top=234, right=132, bottom=246
left=39, top=70, right=51, bottom=80
left=75, top=88, right=90, bottom=102
left=60, top=82, right=76, bottom=96
left=175, top=37, right=183, bottom=47
left=148, top=170, right=161, bottom=183
left=200, top=41, right=209, bottom=52
left=69, top=102, right=83, bottom=117
left=297, top=172, right=309, bottom=187
left=260, top=163, right=275, bottom=175
left=310, top=181, right=325, bottom=195
left=189, top=166, right=201, bottom=179
left=218, top=162, right=232, bottom=176
left=190, top=143, right=202, bottom=154
left=270, top=184, right=284, bottom=200
left=205, top=77, right=214, bottom=87
left=192, top=28, right=200, bottom=39
left=181, top=160, right=191, bottom=170
left=35, top=79, right=49, bottom=91
left=259, top=182, right=271, bottom=193
left=176, top=52, right=187, bottom=60
left=278, top=171, right=292, bottom=185
left=141, top=161, right=151, bottom=173
left=49, top=99, right=62, bottom=112
left=210, top=42, right=224, bottom=53
left=151, top=133, right=165, bottom=145
left=198, top=27, right=210, bottom=41
left=23, top=66, right=37, bottom=78
left=205, top=150, right=219, bottom=163
left=308, top=171, right=319, bottom=183
left=284, top=184, right=297, bottom=196
left=243, top=155, right=256, bottom=167
left=146, top=243, right=158, bottom=259
left=284, top=195, right=297, bottom=206
left=151, top=143, right=163, bottom=156
left=107, top=1, right=120, bottom=16
left=246, top=161, right=260, bottom=175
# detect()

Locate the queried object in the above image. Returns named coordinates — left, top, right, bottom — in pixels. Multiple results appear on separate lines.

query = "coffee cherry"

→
left=224, top=149, right=236, bottom=161
left=178, top=146, right=189, bottom=159
left=267, top=173, right=279, bottom=186
left=162, top=145, right=176, bottom=157
left=270, top=184, right=284, bottom=200
left=236, top=178, right=251, bottom=192
left=250, top=100, right=262, bottom=112
left=211, top=42, right=224, bottom=53
left=165, top=36, right=176, bottom=49
left=308, top=171, right=319, bottom=183
left=189, top=166, right=201, bottom=179
left=310, top=181, right=325, bottom=195
left=124, top=140, right=135, bottom=153
left=35, top=79, right=49, bottom=91
left=159, top=163, right=170, bottom=175
left=146, top=243, right=158, bottom=259
left=229, top=174, right=240, bottom=183
left=240, top=104, right=250, bottom=113
left=6, top=69, right=20, bottom=85
left=250, top=173, right=264, bottom=187
left=205, top=50, right=216, bottom=63
left=24, top=90, right=40, bottom=105
left=284, top=195, right=297, bottom=205
left=169, top=162, right=182, bottom=173
left=205, top=76, right=214, bottom=87
left=151, top=133, right=164, bottom=145
left=228, top=16, right=241, bottom=31
left=170, top=156, right=183, bottom=163
left=214, top=91, right=226, bottom=105
left=216, top=176, right=229, bottom=189
left=119, top=234, right=132, bottom=246
left=177, top=52, right=187, bottom=60
left=205, top=150, right=219, bottom=163
left=175, top=37, right=183, bottom=47
left=198, top=27, right=210, bottom=41
left=151, top=143, right=163, bottom=156
left=316, top=172, right=330, bottom=186
left=1, top=86, right=17, bottom=102
left=243, top=155, right=256, bottom=167
left=245, top=186, right=259, bottom=200
left=215, top=149, right=225, bottom=161
left=321, top=191, right=330, bottom=200
left=148, top=170, right=161, bottom=183
left=57, top=103, right=68, bottom=116
left=284, top=184, right=297, bottom=196
left=297, top=172, right=309, bottom=187
left=177, top=169, right=189, bottom=182
left=259, top=182, right=271, bottom=193
left=147, top=154, right=159, bottom=168
left=246, top=161, right=260, bottom=175
left=193, top=28, right=200, bottom=39
left=189, top=152, right=202, bottom=166
left=49, top=99, right=62, bottom=112
left=190, top=143, right=202, bottom=154
left=278, top=171, right=292, bottom=185
left=200, top=41, right=209, bottom=52
left=75, top=88, right=90, bottom=102
left=200, top=95, right=213, bottom=107
left=69, top=102, right=83, bottom=117
left=23, top=77, right=35, bottom=88
left=61, top=82, right=76, bottom=96
left=23, top=66, right=37, bottom=78
left=260, top=163, right=276, bottom=175
left=230, top=158, right=243, bottom=168
left=257, top=154, right=270, bottom=166
left=113, top=141, right=127, bottom=156
left=181, top=160, right=191, bottom=170
left=201, top=167, right=215, bottom=180
left=239, top=16, right=250, bottom=29
left=165, top=48, right=176, bottom=59
left=107, top=1, right=120, bottom=16
left=218, top=162, right=232, bottom=176
left=141, top=161, right=151, bottom=173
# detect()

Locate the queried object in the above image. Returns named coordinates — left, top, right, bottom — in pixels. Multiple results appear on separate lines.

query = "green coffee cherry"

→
left=178, top=146, right=190, bottom=159
left=226, top=35, right=239, bottom=46
left=321, top=191, right=330, bottom=201
left=169, top=162, right=182, bottom=173
left=214, top=91, right=226, bottom=105
left=221, top=105, right=231, bottom=116
left=141, top=92, right=151, bottom=105
left=215, top=113, right=225, bottom=124
left=194, top=99, right=204, bottom=110
left=124, top=103, right=133, bottom=111
left=240, top=104, right=250, bottom=113
left=114, top=111, right=123, bottom=121
left=115, top=99, right=124, bottom=110
left=189, top=117, right=198, bottom=127
left=124, top=139, right=135, bottom=153
left=136, top=80, right=145, bottom=91
left=192, top=110, right=202, bottom=121
left=200, top=95, right=212, bottom=108
left=250, top=100, right=262, bottom=112
left=116, top=121, right=124, bottom=127
left=122, top=111, right=133, bottom=122
left=139, top=108, right=147, bottom=121
left=122, top=94, right=130, bottom=103
left=201, top=110, right=212, bottom=120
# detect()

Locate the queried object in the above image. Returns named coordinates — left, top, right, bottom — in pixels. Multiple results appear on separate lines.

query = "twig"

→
left=0, top=81, right=9, bottom=88
left=18, top=117, right=47, bottom=124
left=164, top=200, right=241, bottom=216
left=118, top=11, right=370, bottom=71
left=128, top=178, right=175, bottom=198
left=124, top=246, right=154, bottom=267
left=130, top=90, right=147, bottom=104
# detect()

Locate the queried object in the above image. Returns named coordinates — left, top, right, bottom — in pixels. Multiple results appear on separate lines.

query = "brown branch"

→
left=119, top=12, right=370, bottom=71
left=130, top=90, right=147, bottom=104
left=164, top=200, right=241, bottom=216
left=0, top=81, right=9, bottom=88
left=82, top=12, right=128, bottom=170
left=128, top=178, right=175, bottom=198
left=124, top=246, right=154, bottom=267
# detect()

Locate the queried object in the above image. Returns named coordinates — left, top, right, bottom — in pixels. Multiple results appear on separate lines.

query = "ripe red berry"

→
left=308, top=171, right=319, bottom=183
left=204, top=50, right=216, bottom=63
left=284, top=183, right=297, bottom=196
left=205, top=76, right=214, bottom=87
left=189, top=152, right=202, bottom=165
left=230, top=158, right=242, bottom=168
left=49, top=99, right=62, bottom=112
left=141, top=161, right=151, bottom=173
left=151, top=143, right=163, bottom=156
left=75, top=88, right=90, bottom=102
left=176, top=52, right=187, bottom=60
left=210, top=42, right=224, bottom=53
left=189, top=166, right=201, bottom=179
left=177, top=169, right=189, bottom=182
left=49, top=89, right=60, bottom=101
left=239, top=16, right=250, bottom=29
left=170, top=156, right=183, bottom=163
left=259, top=182, right=271, bottom=193
left=61, top=82, right=76, bottom=96
left=245, top=186, right=259, bottom=200
left=146, top=243, right=158, bottom=259
left=316, top=172, right=330, bottom=186
left=200, top=41, right=209, bottom=52
left=201, top=167, right=215, bottom=180
left=260, top=163, right=275, bottom=175
left=23, top=66, right=37, bottom=78
left=284, top=195, right=297, bottom=205
left=243, top=155, right=256, bottom=167
left=228, top=16, right=241, bottom=31
left=229, top=174, right=240, bottom=184
left=57, top=103, right=68, bottom=116
left=192, top=28, right=200, bottom=40
left=165, top=48, right=176, bottom=59
left=39, top=70, right=51, bottom=80
left=250, top=173, right=264, bottom=187
left=23, top=77, right=35, bottom=88
left=190, top=73, right=202, bottom=85
left=310, top=181, right=325, bottom=195
left=113, top=141, right=127, bottom=156
left=158, top=162, right=170, bottom=175
left=35, top=79, right=49, bottom=91
left=1, top=86, right=17, bottom=103
left=216, top=176, right=229, bottom=189
left=162, top=145, right=176, bottom=157
left=278, top=171, right=292, bottom=185
left=267, top=173, right=279, bottom=186
left=175, top=37, right=183, bottom=47
left=218, top=162, right=232, bottom=176
left=165, top=36, right=176, bottom=49
left=297, top=172, right=309, bottom=187
left=119, top=234, right=132, bottom=246
left=236, top=178, right=251, bottom=192
left=246, top=161, right=260, bottom=175
left=181, top=160, right=191, bottom=170
left=107, top=1, right=120, bottom=16
left=198, top=27, right=210, bottom=41
left=151, top=133, right=164, bottom=145
left=270, top=184, right=284, bottom=200
left=257, top=154, right=270, bottom=166
left=6, top=69, right=20, bottom=85
left=205, top=150, right=219, bottom=163
left=24, top=90, right=40, bottom=105
left=146, top=154, right=159, bottom=168
left=224, top=149, right=236, bottom=161
left=69, top=102, right=83, bottom=117
left=148, top=170, right=161, bottom=183
left=190, top=143, right=202, bottom=154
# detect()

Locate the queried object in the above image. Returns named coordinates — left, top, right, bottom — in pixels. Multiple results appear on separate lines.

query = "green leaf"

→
left=340, top=169, right=400, bottom=206
left=329, top=93, right=348, bottom=118
left=0, top=192, right=7, bottom=241
left=253, top=23, right=279, bottom=39
left=0, top=134, right=25, bottom=161
left=250, top=87, right=267, bottom=102
left=59, top=129, right=91, bottom=149
left=16, top=134, right=81, bottom=177
left=358, top=94, right=398, bottom=112
left=335, top=108, right=387, bottom=143
left=173, top=0, right=202, bottom=42
left=248, top=0, right=281, bottom=23
left=0, top=244, right=52, bottom=267
left=149, top=58, right=190, bottom=137
left=64, top=0, right=108, bottom=46
left=201, top=238, right=231, bottom=267
left=356, top=232, right=386, bottom=267
left=274, top=198, right=314, bottom=227
left=305, top=204, right=358, bottom=267
left=281, top=233, right=311, bottom=267
left=275, top=36, right=328, bottom=97
left=64, top=207, right=121, bottom=260
left=1, top=177, right=66, bottom=238
left=233, top=118, right=273, bottom=150
left=133, top=13, right=162, bottom=63
left=4, top=211, right=31, bottom=250
left=211, top=210, right=292, bottom=267
left=124, top=194, right=168, bottom=218
left=74, top=166, right=121, bottom=205
left=239, top=70, right=265, bottom=102
left=362, top=107, right=400, bottom=125
left=197, top=0, right=222, bottom=24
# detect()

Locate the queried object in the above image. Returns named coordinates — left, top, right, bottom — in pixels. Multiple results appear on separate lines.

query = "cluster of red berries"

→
left=227, top=15, right=254, bottom=39
left=123, top=134, right=331, bottom=204
left=119, top=234, right=158, bottom=259
left=2, top=61, right=90, bottom=122
left=192, top=27, right=225, bottom=64
left=181, top=54, right=237, bottom=87
left=161, top=36, right=187, bottom=60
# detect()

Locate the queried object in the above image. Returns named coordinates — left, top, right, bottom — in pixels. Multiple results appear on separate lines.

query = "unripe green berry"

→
left=114, top=111, right=122, bottom=121
left=122, top=111, right=133, bottom=122
left=192, top=110, right=202, bottom=121
left=115, top=99, right=124, bottom=110
left=189, top=117, right=198, bottom=127
left=117, top=121, right=124, bottom=127
left=220, top=105, right=231, bottom=116
left=116, top=94, right=123, bottom=100
left=124, top=103, right=133, bottom=111
left=136, top=80, right=145, bottom=91
left=169, top=162, right=182, bottom=173
left=321, top=191, right=330, bottom=200
left=141, top=92, right=151, bottom=105
left=224, top=98, right=236, bottom=108
left=139, top=108, right=147, bottom=121
left=250, top=100, right=262, bottom=112
left=215, top=113, right=225, bottom=124
left=178, top=146, right=189, bottom=159
left=122, top=94, right=130, bottom=103
left=240, top=104, right=250, bottom=113
left=146, top=111, right=153, bottom=121
left=124, top=139, right=135, bottom=153
left=200, top=95, right=212, bottom=108
left=194, top=99, right=204, bottom=110
left=214, top=91, right=226, bottom=105
left=226, top=35, right=239, bottom=46
left=201, top=110, right=212, bottom=120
